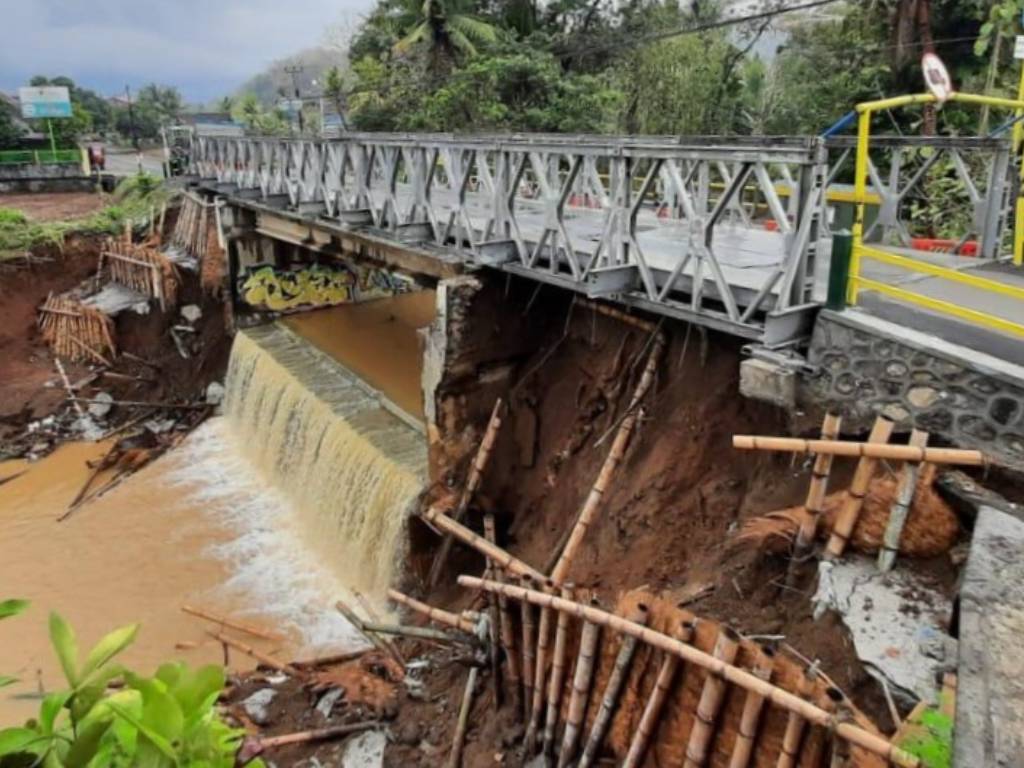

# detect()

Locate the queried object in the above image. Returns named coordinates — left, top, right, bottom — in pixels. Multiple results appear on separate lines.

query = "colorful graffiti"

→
left=238, top=262, right=413, bottom=312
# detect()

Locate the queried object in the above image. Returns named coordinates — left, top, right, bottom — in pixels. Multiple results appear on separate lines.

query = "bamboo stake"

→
left=622, top=619, right=698, bottom=768
left=684, top=627, right=741, bottom=768
left=541, top=583, right=574, bottom=758
left=520, top=575, right=537, bottom=724
left=206, top=630, right=299, bottom=676
left=429, top=398, right=505, bottom=586
left=728, top=648, right=776, bottom=768
left=790, top=413, right=842, bottom=574
left=361, top=621, right=465, bottom=644
left=259, top=721, right=380, bottom=748
left=482, top=512, right=505, bottom=710
left=826, top=416, right=895, bottom=558
left=556, top=598, right=602, bottom=768
left=386, top=588, right=477, bottom=634
left=551, top=333, right=664, bottom=584
left=578, top=603, right=650, bottom=768
left=524, top=580, right=555, bottom=753
left=448, top=666, right=479, bottom=768
left=731, top=434, right=981, bottom=466
left=421, top=504, right=544, bottom=579
left=336, top=598, right=405, bottom=668
left=55, top=358, right=87, bottom=420
left=182, top=604, right=285, bottom=642
left=458, top=575, right=920, bottom=768
left=354, top=588, right=405, bottom=665
left=878, top=429, right=930, bottom=572
left=803, top=687, right=842, bottom=767
left=776, top=666, right=818, bottom=768
left=498, top=575, right=523, bottom=719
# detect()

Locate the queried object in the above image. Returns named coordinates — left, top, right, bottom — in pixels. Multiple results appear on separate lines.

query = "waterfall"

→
left=222, top=323, right=428, bottom=603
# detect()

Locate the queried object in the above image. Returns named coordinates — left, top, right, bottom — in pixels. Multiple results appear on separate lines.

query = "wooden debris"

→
left=420, top=504, right=543, bottom=580
left=622, top=619, right=697, bottom=768
left=292, top=649, right=370, bottom=668
left=428, top=397, right=505, bottom=586
left=336, top=598, right=406, bottom=669
left=557, top=598, right=602, bottom=768
left=181, top=604, right=285, bottom=642
left=447, top=666, right=479, bottom=768
left=206, top=630, right=299, bottom=676
left=728, top=648, right=775, bottom=768
left=459, top=575, right=920, bottom=768
left=387, top=588, right=476, bottom=633
left=578, top=603, right=649, bottom=768
left=258, top=721, right=380, bottom=749
left=684, top=627, right=741, bottom=768
left=826, top=416, right=895, bottom=558
left=542, top=583, right=575, bottom=758
left=732, top=433, right=982, bottom=466
left=354, top=588, right=405, bottom=665
left=878, top=429, right=929, bottom=572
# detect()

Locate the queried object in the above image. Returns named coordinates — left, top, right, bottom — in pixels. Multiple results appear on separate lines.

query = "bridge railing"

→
left=192, top=133, right=829, bottom=343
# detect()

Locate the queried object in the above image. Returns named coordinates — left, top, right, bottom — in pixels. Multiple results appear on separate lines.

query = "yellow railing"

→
left=847, top=91, right=1024, bottom=338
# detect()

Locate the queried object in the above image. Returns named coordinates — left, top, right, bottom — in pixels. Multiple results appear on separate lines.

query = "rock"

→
left=87, top=391, right=114, bottom=418
left=181, top=304, right=202, bottom=324
left=392, top=721, right=422, bottom=746
left=315, top=687, right=345, bottom=720
left=205, top=381, right=225, bottom=406
left=241, top=688, right=277, bottom=725
left=342, top=730, right=386, bottom=768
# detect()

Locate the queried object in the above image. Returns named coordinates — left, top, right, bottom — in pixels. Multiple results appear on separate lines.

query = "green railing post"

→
left=827, top=230, right=853, bottom=311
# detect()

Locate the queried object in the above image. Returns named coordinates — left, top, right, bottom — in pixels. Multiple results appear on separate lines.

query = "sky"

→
left=0, top=0, right=374, bottom=104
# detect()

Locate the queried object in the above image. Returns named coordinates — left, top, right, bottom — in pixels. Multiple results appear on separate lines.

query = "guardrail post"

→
left=827, top=231, right=852, bottom=310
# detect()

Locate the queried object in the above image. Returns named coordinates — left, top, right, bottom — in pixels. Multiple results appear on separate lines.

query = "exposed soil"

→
left=0, top=191, right=106, bottom=221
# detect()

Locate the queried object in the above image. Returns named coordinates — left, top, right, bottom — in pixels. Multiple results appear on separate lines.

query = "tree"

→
left=392, top=0, right=498, bottom=74
left=323, top=65, right=349, bottom=128
left=0, top=105, right=24, bottom=148
left=218, top=96, right=234, bottom=114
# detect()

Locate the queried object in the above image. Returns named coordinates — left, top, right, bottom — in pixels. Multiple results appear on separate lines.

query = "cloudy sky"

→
left=0, top=0, right=374, bottom=104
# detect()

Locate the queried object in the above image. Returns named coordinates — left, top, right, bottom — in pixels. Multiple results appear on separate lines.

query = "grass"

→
left=0, top=174, right=173, bottom=261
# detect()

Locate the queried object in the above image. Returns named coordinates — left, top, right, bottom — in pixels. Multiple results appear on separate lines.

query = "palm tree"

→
left=393, top=0, right=497, bottom=73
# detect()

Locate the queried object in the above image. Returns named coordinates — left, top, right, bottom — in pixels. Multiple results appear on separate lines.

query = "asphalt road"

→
left=101, top=147, right=165, bottom=177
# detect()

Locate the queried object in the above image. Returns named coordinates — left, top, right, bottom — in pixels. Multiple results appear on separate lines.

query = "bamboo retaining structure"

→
left=556, top=598, right=602, bottom=768
left=776, top=666, right=817, bottom=768
left=421, top=504, right=544, bottom=580
left=732, top=434, right=982, bottom=466
left=578, top=603, right=649, bottom=768
left=102, top=243, right=180, bottom=311
left=684, top=627, right=741, bottom=768
left=551, top=331, right=665, bottom=584
left=483, top=511, right=519, bottom=714
left=387, top=588, right=476, bottom=634
left=525, top=579, right=555, bottom=752
left=519, top=575, right=537, bottom=723
left=790, top=413, right=842, bottom=569
left=826, top=416, right=895, bottom=558
left=38, top=295, right=117, bottom=364
left=542, top=583, right=575, bottom=757
left=458, top=575, right=920, bottom=768
left=878, top=429, right=929, bottom=572
left=447, top=666, right=479, bottom=768
left=428, top=397, right=505, bottom=586
left=622, top=619, right=697, bottom=768
left=728, top=648, right=776, bottom=768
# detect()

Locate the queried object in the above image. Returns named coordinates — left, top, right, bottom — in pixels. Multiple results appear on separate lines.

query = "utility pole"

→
left=125, top=85, right=138, bottom=151
left=284, top=64, right=304, bottom=134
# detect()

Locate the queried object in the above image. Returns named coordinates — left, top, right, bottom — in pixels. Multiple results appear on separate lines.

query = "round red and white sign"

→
left=922, top=53, right=954, bottom=102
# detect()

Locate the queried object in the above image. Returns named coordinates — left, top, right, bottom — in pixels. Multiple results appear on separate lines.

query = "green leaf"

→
left=79, top=624, right=138, bottom=683
left=0, top=599, right=29, bottom=620
left=63, top=719, right=113, bottom=768
left=106, top=703, right=177, bottom=762
left=39, top=691, right=71, bottom=736
left=48, top=613, right=79, bottom=688
left=0, top=727, right=45, bottom=757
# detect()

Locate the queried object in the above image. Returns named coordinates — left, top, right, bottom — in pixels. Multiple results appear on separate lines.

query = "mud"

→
left=0, top=192, right=105, bottom=222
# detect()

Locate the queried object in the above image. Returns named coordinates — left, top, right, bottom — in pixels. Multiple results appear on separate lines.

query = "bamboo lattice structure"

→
left=421, top=504, right=544, bottom=580
left=102, top=242, right=180, bottom=311
left=525, top=579, right=556, bottom=752
left=878, top=429, right=930, bottom=572
left=520, top=575, right=537, bottom=723
left=459, top=575, right=920, bottom=767
left=684, top=627, right=741, bottom=768
left=732, top=434, right=982, bottom=466
left=728, top=648, right=776, bottom=768
left=790, top=413, right=842, bottom=570
left=38, top=295, right=117, bottom=364
left=541, top=583, right=575, bottom=757
left=557, top=598, right=602, bottom=768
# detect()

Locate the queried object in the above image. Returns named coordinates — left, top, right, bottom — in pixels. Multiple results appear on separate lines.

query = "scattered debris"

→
left=316, top=687, right=346, bottom=720
left=342, top=730, right=386, bottom=768
left=242, top=688, right=278, bottom=726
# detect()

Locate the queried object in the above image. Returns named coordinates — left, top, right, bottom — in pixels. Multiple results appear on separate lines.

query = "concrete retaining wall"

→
left=802, top=309, right=1024, bottom=466
left=0, top=163, right=93, bottom=194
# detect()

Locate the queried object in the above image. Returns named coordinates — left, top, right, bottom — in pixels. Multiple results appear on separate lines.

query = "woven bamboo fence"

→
left=100, top=242, right=180, bottom=311
left=168, top=192, right=225, bottom=295
left=38, top=294, right=117, bottom=365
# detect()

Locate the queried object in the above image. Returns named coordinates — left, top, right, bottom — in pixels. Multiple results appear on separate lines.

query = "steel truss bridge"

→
left=187, top=131, right=1016, bottom=348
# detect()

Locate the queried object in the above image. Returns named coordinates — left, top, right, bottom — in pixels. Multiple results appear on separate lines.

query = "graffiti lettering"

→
left=238, top=263, right=412, bottom=312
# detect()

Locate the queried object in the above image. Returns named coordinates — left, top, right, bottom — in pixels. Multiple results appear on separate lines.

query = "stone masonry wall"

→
left=802, top=310, right=1024, bottom=466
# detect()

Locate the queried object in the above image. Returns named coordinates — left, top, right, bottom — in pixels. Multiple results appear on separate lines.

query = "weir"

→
left=222, top=319, right=429, bottom=603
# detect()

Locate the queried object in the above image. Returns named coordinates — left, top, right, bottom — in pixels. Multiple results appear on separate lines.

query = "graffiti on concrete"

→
left=238, top=262, right=413, bottom=312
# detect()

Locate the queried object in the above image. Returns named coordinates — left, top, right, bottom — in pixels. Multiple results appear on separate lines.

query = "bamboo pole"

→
left=878, top=429, right=930, bottom=572
left=387, top=588, right=477, bottom=634
left=421, top=504, right=544, bottom=580
left=429, top=398, right=505, bottom=586
left=447, top=666, right=479, bottom=768
left=731, top=434, right=981, bottom=466
left=259, top=721, right=380, bottom=748
left=684, top=627, right=741, bottom=768
left=354, top=588, right=405, bottom=665
left=206, top=631, right=299, bottom=676
left=776, top=666, right=817, bottom=768
left=790, top=413, right=842, bottom=571
left=557, top=598, right=602, bottom=768
left=622, top=619, right=697, bottom=768
left=542, top=583, right=575, bottom=758
left=292, top=648, right=369, bottom=668
left=578, top=299, right=657, bottom=332
left=826, top=416, right=895, bottom=558
left=728, top=648, right=776, bottom=768
left=458, top=575, right=920, bottom=768
left=182, top=604, right=285, bottom=642
left=578, top=603, right=650, bottom=768
left=551, top=333, right=664, bottom=584
left=481, top=511, right=505, bottom=709
left=525, top=579, right=555, bottom=753
left=335, top=598, right=406, bottom=668
left=520, top=575, right=537, bottom=724
left=803, top=687, right=842, bottom=767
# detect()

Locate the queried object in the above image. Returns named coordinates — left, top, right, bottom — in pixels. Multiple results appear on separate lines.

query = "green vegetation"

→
left=0, top=174, right=170, bottom=261
left=0, top=599, right=257, bottom=767
left=902, top=707, right=953, bottom=768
